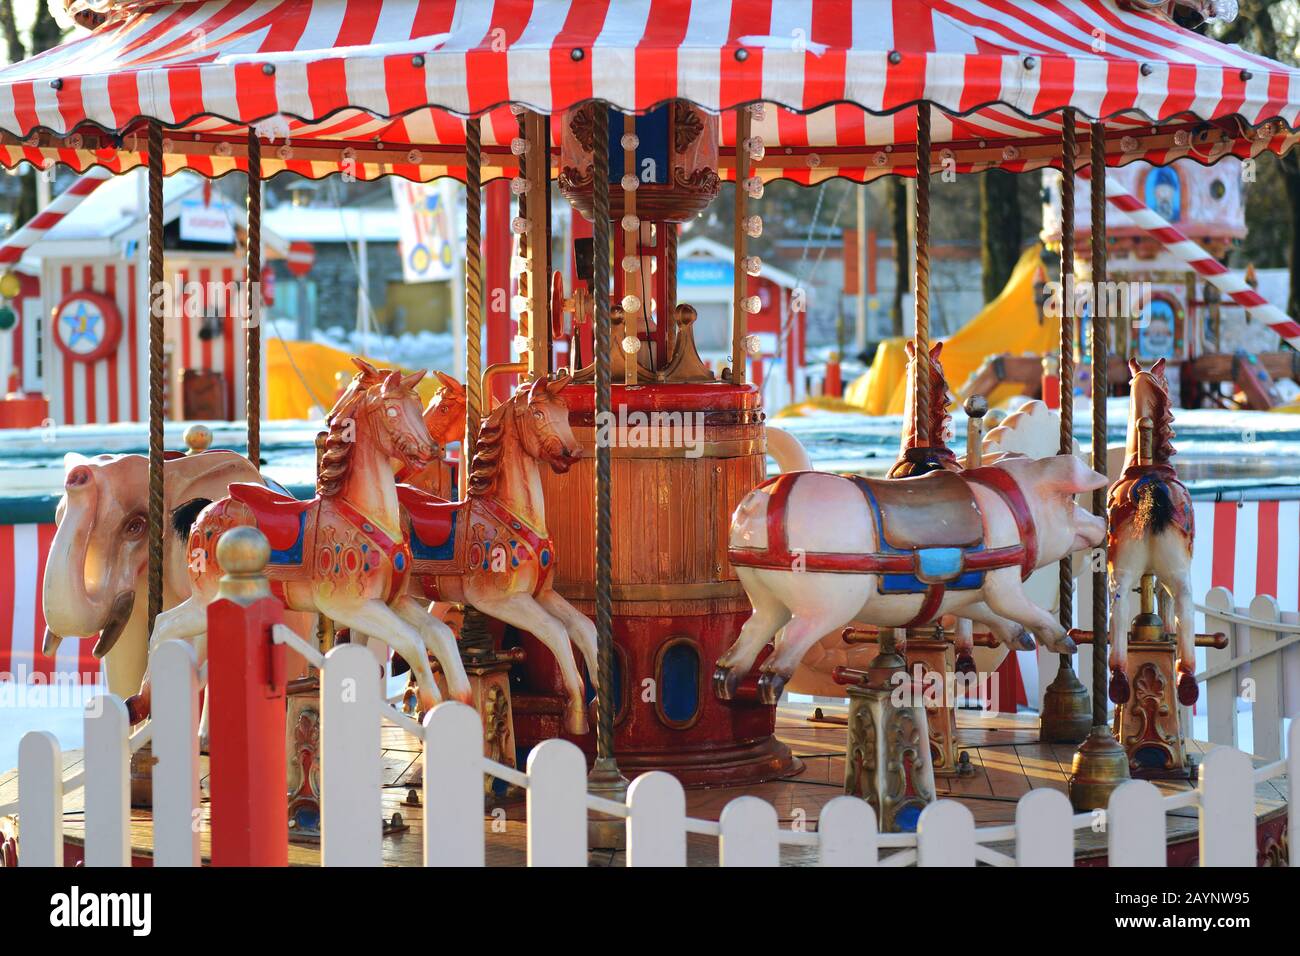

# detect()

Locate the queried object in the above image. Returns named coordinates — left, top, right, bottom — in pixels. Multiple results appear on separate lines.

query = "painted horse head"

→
left=423, top=370, right=468, bottom=447
left=469, top=371, right=581, bottom=495
left=320, top=358, right=434, bottom=496
left=1125, top=357, right=1176, bottom=466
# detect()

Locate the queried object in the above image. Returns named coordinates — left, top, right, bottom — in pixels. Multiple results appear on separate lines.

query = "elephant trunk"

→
left=43, top=465, right=107, bottom=642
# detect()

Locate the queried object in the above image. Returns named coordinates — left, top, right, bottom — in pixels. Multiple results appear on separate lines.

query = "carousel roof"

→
left=0, top=0, right=1297, bottom=184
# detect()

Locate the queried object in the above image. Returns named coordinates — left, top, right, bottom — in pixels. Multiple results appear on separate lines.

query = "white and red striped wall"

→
left=1193, top=498, right=1300, bottom=611
left=0, top=522, right=98, bottom=686
left=36, top=255, right=248, bottom=426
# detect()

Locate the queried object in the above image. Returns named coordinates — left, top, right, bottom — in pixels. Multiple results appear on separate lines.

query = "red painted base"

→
left=507, top=609, right=801, bottom=788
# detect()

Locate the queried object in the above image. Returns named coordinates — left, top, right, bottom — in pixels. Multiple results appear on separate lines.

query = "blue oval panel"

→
left=660, top=643, right=699, bottom=724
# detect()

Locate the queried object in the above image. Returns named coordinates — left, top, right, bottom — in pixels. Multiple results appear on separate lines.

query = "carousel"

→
left=0, top=0, right=1295, bottom=867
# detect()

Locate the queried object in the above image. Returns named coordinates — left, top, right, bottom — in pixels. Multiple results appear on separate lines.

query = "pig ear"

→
left=1039, top=454, right=1109, bottom=495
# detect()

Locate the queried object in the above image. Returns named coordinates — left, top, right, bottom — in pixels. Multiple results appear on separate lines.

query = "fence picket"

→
left=423, top=702, right=485, bottom=866
left=1289, top=721, right=1299, bottom=868
left=626, top=771, right=686, bottom=867
left=1015, top=788, right=1074, bottom=866
left=1108, top=780, right=1165, bottom=866
left=525, top=739, right=587, bottom=866
left=17, top=731, right=61, bottom=867
left=150, top=640, right=200, bottom=867
left=1202, top=587, right=1238, bottom=747
left=818, top=796, right=877, bottom=866
left=719, top=796, right=779, bottom=866
left=1199, top=745, right=1256, bottom=866
left=1246, top=595, right=1283, bottom=761
left=83, top=695, right=130, bottom=867
left=321, top=643, right=381, bottom=867
left=918, top=800, right=975, bottom=866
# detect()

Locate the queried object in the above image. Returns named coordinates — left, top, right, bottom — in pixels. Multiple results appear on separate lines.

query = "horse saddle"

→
left=229, top=482, right=314, bottom=554
left=856, top=470, right=983, bottom=551
left=396, top=485, right=462, bottom=561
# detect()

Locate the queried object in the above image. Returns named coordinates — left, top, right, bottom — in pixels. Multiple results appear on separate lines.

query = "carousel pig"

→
left=718, top=454, right=1109, bottom=703
left=42, top=450, right=265, bottom=698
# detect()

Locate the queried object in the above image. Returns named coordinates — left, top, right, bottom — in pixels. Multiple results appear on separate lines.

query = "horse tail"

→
left=1133, top=477, right=1174, bottom=536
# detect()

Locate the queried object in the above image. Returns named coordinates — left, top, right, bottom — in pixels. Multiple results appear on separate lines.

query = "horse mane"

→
left=1135, top=368, right=1177, bottom=464
left=467, top=396, right=512, bottom=498
left=316, top=373, right=370, bottom=498
left=902, top=343, right=952, bottom=453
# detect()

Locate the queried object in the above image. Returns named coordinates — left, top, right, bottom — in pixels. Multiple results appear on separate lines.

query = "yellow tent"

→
left=266, top=338, right=444, bottom=420
left=842, top=244, right=1058, bottom=414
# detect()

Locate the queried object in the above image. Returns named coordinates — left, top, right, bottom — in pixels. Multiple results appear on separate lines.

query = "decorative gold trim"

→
left=653, top=635, right=706, bottom=731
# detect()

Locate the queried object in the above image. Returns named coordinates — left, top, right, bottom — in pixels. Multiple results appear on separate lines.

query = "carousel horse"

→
left=1107, top=358, right=1197, bottom=706
left=397, top=371, right=598, bottom=735
left=42, top=450, right=268, bottom=699
left=401, top=371, right=468, bottom=497
left=135, top=359, right=470, bottom=721
left=719, top=450, right=1108, bottom=704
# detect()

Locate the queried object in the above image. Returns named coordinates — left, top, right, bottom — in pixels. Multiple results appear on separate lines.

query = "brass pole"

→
left=463, top=118, right=483, bottom=497
left=1068, top=124, right=1130, bottom=810
left=1041, top=110, right=1092, bottom=744
left=730, top=107, right=751, bottom=384
left=587, top=101, right=627, bottom=847
left=245, top=129, right=262, bottom=467
left=146, top=121, right=165, bottom=635
left=523, top=111, right=551, bottom=379
left=912, top=103, right=931, bottom=448
left=622, top=112, right=639, bottom=386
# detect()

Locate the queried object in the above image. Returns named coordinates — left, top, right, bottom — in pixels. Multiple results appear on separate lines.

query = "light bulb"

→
left=748, top=103, right=766, bottom=121
left=743, top=334, right=763, bottom=356
left=512, top=335, right=530, bottom=353
left=621, top=335, right=641, bottom=354
left=621, top=255, right=640, bottom=272
left=621, top=294, right=641, bottom=314
left=806, top=152, right=822, bottom=168
left=745, top=175, right=764, bottom=199
left=743, top=295, right=761, bottom=314
left=511, top=216, right=529, bottom=235
left=406, top=149, right=423, bottom=164
left=510, top=176, right=529, bottom=195
left=621, top=214, right=640, bottom=232
left=510, top=137, right=527, bottom=156
left=511, top=295, right=529, bottom=313
left=744, top=255, right=762, bottom=276
left=620, top=132, right=640, bottom=150
left=745, top=136, right=765, bottom=161
left=621, top=173, right=639, bottom=192
left=510, top=255, right=528, bottom=276
left=744, top=215, right=763, bottom=238
left=509, top=104, right=526, bottom=116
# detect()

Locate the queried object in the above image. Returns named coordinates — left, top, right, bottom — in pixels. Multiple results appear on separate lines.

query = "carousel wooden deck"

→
left=2, top=707, right=1288, bottom=866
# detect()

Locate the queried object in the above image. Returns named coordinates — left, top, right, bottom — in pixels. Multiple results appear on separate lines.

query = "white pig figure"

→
left=718, top=454, right=1108, bottom=704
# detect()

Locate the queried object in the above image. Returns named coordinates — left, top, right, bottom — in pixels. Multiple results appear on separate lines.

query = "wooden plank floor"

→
left=0, top=709, right=1287, bottom=866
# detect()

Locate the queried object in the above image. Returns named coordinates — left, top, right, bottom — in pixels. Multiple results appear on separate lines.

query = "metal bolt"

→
left=1140, top=62, right=1153, bottom=76
left=1240, top=69, right=1253, bottom=81
left=411, top=54, right=425, bottom=68
left=734, top=47, right=748, bottom=62
left=262, top=63, right=275, bottom=76
left=1023, top=56, right=1037, bottom=70
left=888, top=50, right=902, bottom=65
left=570, top=47, right=585, bottom=62
left=50, top=78, right=63, bottom=91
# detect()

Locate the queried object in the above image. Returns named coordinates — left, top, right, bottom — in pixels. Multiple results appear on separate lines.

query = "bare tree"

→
left=1, top=0, right=66, bottom=230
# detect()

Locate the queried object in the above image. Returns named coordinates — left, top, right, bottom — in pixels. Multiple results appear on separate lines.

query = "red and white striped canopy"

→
left=0, top=0, right=1297, bottom=184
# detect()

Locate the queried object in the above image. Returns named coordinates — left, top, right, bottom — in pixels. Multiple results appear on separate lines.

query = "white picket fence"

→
left=1198, top=587, right=1300, bottom=761
left=2, top=633, right=1297, bottom=867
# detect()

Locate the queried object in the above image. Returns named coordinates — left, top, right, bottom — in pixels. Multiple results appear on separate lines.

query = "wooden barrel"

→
left=516, top=381, right=797, bottom=786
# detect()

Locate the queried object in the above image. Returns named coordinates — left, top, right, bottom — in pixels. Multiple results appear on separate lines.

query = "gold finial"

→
left=1131, top=572, right=1165, bottom=642
left=183, top=424, right=213, bottom=455
left=964, top=395, right=988, bottom=466
left=215, top=526, right=272, bottom=605
left=1138, top=415, right=1154, bottom=466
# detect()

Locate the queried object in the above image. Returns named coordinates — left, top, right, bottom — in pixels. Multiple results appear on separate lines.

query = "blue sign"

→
left=678, top=260, right=733, bottom=287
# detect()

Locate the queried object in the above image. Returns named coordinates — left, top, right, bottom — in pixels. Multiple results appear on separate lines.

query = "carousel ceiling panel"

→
left=1, top=0, right=1296, bottom=183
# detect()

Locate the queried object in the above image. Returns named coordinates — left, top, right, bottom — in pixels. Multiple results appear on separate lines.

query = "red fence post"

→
left=206, top=526, right=287, bottom=867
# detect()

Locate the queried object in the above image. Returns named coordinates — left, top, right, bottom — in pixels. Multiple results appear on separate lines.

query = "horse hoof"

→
left=125, top=694, right=150, bottom=725
left=756, top=672, right=787, bottom=706
left=955, top=653, right=976, bottom=675
left=1016, top=630, right=1036, bottom=652
left=564, top=708, right=590, bottom=736
left=712, top=666, right=738, bottom=701
left=1108, top=669, right=1130, bottom=705
left=1176, top=670, right=1199, bottom=707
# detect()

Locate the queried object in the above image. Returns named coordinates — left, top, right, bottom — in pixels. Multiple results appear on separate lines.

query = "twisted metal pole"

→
left=1089, top=122, right=1110, bottom=730
left=147, top=121, right=165, bottom=634
left=912, top=103, right=931, bottom=448
left=592, top=105, right=615, bottom=764
left=463, top=118, right=483, bottom=495
left=1058, top=112, right=1077, bottom=641
left=245, top=130, right=262, bottom=467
